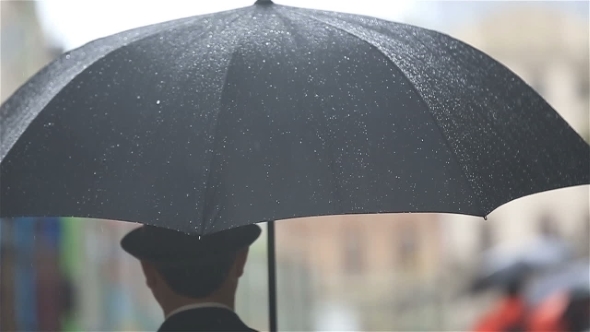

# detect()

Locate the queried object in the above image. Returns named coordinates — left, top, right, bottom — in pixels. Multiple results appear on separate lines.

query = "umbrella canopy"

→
left=1, top=1, right=588, bottom=234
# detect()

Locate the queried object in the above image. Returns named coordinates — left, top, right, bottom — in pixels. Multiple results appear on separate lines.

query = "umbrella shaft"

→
left=267, top=220, right=278, bottom=332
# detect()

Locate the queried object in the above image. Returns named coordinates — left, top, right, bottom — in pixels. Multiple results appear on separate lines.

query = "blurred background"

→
left=1, top=1, right=588, bottom=331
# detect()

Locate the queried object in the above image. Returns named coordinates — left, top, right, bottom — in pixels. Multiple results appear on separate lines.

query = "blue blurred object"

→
left=471, top=246, right=533, bottom=293
left=521, top=235, right=573, bottom=268
left=472, top=235, right=574, bottom=293
left=526, top=261, right=590, bottom=305
left=14, top=218, right=37, bottom=331
left=39, top=218, right=61, bottom=248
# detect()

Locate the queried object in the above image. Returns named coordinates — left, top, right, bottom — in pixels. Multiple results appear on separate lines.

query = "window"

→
left=578, top=75, right=589, bottom=100
left=479, top=222, right=493, bottom=251
left=529, top=72, right=546, bottom=97
left=343, top=227, right=364, bottom=274
left=398, top=224, right=418, bottom=268
left=538, top=214, right=560, bottom=238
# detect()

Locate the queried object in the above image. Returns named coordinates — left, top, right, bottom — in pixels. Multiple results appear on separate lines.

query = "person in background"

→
left=120, top=224, right=261, bottom=332
left=528, top=288, right=590, bottom=332
left=472, top=276, right=530, bottom=332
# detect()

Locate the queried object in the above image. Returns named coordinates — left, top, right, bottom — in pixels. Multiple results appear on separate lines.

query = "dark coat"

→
left=158, top=307, right=257, bottom=332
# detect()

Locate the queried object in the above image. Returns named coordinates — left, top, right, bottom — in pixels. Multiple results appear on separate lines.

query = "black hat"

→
left=121, top=224, right=261, bottom=267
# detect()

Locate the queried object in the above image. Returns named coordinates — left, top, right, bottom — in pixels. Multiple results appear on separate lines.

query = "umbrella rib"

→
left=273, top=9, right=347, bottom=215
left=292, top=11, right=487, bottom=216
left=198, top=16, right=247, bottom=235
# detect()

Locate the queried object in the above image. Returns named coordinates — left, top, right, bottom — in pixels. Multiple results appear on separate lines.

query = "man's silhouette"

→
left=121, top=224, right=261, bottom=331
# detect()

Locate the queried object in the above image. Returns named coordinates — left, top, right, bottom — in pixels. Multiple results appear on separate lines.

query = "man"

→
left=120, top=223, right=261, bottom=331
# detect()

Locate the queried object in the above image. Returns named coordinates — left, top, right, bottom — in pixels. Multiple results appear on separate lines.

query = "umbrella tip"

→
left=255, top=0, right=273, bottom=4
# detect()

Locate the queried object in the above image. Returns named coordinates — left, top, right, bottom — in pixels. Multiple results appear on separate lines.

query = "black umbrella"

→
left=1, top=1, right=588, bottom=330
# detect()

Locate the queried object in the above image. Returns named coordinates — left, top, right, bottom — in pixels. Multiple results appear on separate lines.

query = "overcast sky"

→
left=35, top=1, right=588, bottom=52
left=35, top=0, right=424, bottom=51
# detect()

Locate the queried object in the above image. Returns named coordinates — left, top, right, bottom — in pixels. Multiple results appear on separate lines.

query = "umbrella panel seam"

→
left=290, top=10, right=487, bottom=216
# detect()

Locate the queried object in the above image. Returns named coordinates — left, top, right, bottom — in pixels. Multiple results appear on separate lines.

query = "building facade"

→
left=443, top=4, right=589, bottom=263
left=1, top=1, right=58, bottom=102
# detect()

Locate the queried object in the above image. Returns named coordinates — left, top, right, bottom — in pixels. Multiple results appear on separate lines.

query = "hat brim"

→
left=121, top=224, right=262, bottom=266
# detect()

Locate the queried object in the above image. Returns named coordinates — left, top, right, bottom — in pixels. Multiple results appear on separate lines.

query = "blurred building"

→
left=439, top=4, right=590, bottom=329
left=276, top=213, right=445, bottom=330
left=456, top=5, right=589, bottom=140
left=275, top=3, right=589, bottom=331
left=443, top=3, right=589, bottom=261
left=1, top=2, right=63, bottom=331
left=0, top=1, right=59, bottom=103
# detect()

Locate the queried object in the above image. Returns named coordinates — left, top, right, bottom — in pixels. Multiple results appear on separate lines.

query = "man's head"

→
left=120, top=224, right=261, bottom=312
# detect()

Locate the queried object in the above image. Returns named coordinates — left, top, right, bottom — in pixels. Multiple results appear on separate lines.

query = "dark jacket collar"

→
left=158, top=307, right=257, bottom=332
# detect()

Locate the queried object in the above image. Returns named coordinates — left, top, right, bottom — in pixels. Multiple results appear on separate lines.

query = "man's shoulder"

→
left=158, top=307, right=257, bottom=332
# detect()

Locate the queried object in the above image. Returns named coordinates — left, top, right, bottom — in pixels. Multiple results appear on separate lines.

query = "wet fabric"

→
left=158, top=307, right=257, bottom=332
left=1, top=1, right=588, bottom=234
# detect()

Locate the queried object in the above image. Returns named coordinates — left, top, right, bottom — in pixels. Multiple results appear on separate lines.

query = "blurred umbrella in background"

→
left=1, top=0, right=589, bottom=330
left=471, top=235, right=575, bottom=294
left=526, top=261, right=590, bottom=306
left=523, top=215, right=575, bottom=269
left=468, top=240, right=577, bottom=331
left=520, top=238, right=573, bottom=269
left=470, top=257, right=531, bottom=294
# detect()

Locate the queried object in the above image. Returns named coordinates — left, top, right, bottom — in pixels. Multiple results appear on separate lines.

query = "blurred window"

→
left=343, top=227, right=364, bottom=274
left=398, top=223, right=418, bottom=268
left=530, top=72, right=546, bottom=96
left=579, top=76, right=589, bottom=100
left=479, top=222, right=493, bottom=251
